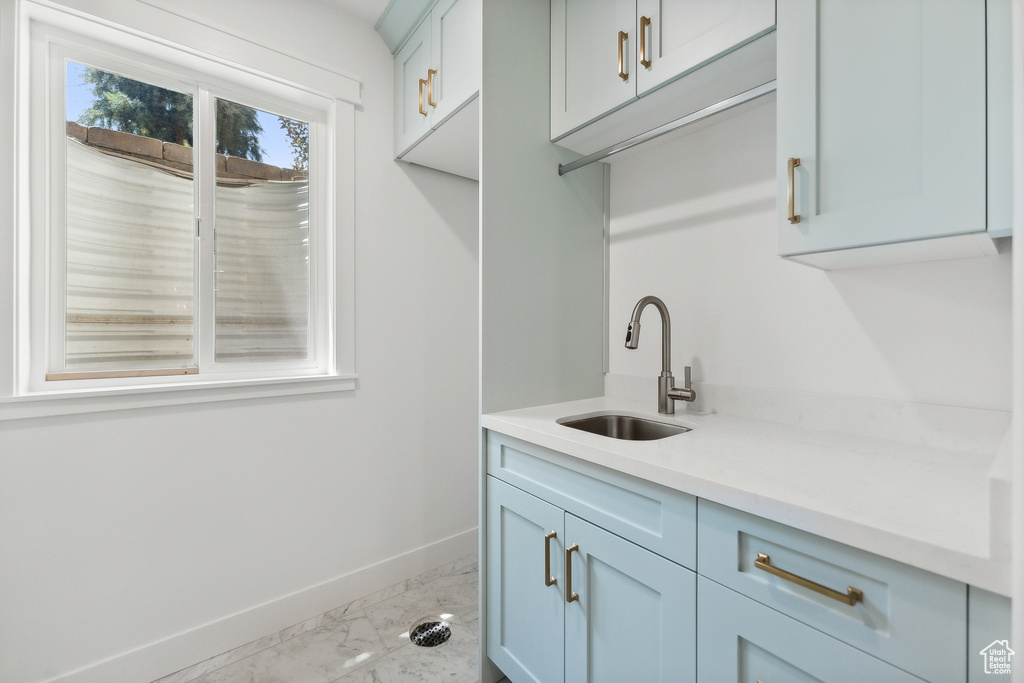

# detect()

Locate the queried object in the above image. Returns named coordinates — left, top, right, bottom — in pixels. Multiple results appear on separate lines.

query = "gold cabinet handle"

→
left=566, top=543, right=580, bottom=602
left=427, top=68, right=437, bottom=107
left=617, top=31, right=629, bottom=81
left=640, top=16, right=651, bottom=68
left=755, top=553, right=863, bottom=606
left=544, top=531, right=557, bottom=587
left=787, top=157, right=801, bottom=224
left=418, top=78, right=428, bottom=116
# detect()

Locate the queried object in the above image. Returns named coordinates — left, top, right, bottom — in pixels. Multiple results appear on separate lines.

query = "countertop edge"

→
left=481, top=401, right=1011, bottom=596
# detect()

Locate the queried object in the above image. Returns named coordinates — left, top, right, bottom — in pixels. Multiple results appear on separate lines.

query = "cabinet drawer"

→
left=698, top=500, right=966, bottom=682
left=486, top=431, right=696, bottom=569
left=698, top=577, right=926, bottom=682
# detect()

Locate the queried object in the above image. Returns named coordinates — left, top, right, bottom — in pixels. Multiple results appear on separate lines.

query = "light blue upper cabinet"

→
left=428, top=0, right=481, bottom=125
left=634, top=0, right=776, bottom=97
left=551, top=0, right=775, bottom=145
left=551, top=0, right=637, bottom=139
left=381, top=0, right=481, bottom=179
left=777, top=0, right=1005, bottom=269
left=394, top=19, right=434, bottom=156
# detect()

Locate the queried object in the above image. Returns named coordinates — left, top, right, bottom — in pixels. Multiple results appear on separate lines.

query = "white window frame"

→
left=2, top=0, right=358, bottom=418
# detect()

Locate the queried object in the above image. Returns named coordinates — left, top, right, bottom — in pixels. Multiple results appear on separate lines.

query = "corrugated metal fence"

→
left=64, top=138, right=309, bottom=370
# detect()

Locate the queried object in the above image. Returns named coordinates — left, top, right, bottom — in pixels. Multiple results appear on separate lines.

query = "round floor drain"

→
left=408, top=617, right=452, bottom=647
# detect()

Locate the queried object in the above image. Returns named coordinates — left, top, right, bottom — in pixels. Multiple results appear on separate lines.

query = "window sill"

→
left=0, top=374, right=357, bottom=421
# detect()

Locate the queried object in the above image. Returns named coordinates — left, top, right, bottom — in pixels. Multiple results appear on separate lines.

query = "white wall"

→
left=609, top=100, right=1013, bottom=413
left=0, top=2, right=480, bottom=682
left=479, top=0, right=605, bottom=415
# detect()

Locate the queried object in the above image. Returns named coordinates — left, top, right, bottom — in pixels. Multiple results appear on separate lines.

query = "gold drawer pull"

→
left=544, top=531, right=557, bottom=587
left=640, top=16, right=651, bottom=68
left=786, top=157, right=801, bottom=224
left=427, top=68, right=438, bottom=107
left=566, top=544, right=580, bottom=602
left=755, top=553, right=863, bottom=606
left=418, top=78, right=428, bottom=116
left=617, top=31, right=629, bottom=81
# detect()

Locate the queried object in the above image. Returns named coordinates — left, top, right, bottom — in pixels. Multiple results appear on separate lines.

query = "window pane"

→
left=64, top=62, right=195, bottom=371
left=214, top=98, right=309, bottom=363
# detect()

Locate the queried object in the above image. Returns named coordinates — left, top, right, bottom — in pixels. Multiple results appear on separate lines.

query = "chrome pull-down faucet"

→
left=625, top=295, right=696, bottom=414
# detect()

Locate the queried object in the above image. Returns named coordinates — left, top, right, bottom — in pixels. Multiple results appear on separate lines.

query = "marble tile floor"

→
left=154, top=553, right=480, bottom=683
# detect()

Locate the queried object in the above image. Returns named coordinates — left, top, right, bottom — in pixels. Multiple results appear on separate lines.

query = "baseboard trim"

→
left=47, top=528, right=478, bottom=683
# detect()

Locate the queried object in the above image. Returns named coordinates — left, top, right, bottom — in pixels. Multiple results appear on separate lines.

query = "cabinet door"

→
left=551, top=0, right=637, bottom=138
left=968, top=587, right=1013, bottom=682
left=777, top=0, right=986, bottom=257
left=564, top=514, right=696, bottom=683
left=698, top=578, right=926, bottom=682
left=486, top=477, right=565, bottom=683
left=635, top=0, right=774, bottom=96
left=430, top=0, right=481, bottom=123
left=394, top=18, right=434, bottom=156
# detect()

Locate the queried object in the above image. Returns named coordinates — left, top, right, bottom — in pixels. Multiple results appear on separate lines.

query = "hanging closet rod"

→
left=557, top=79, right=777, bottom=176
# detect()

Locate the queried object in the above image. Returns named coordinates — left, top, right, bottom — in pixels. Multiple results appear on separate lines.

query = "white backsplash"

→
left=606, top=102, right=1012, bottom=427
left=605, top=372, right=1011, bottom=461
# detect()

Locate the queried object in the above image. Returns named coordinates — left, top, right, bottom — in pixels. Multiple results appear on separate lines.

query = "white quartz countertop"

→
left=482, top=395, right=1010, bottom=594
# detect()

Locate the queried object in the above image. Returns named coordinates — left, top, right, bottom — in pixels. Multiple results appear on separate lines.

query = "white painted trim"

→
left=334, top=100, right=357, bottom=378
left=11, top=1, right=360, bottom=399
left=783, top=232, right=1003, bottom=271
left=33, top=0, right=362, bottom=105
left=1, top=1, right=17, bottom=402
left=0, top=374, right=358, bottom=421
left=42, top=527, right=477, bottom=683
left=1011, top=0, right=1024, bottom=675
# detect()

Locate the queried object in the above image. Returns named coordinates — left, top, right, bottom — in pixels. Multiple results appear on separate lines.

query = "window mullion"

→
left=196, top=88, right=216, bottom=371
left=46, top=48, right=69, bottom=379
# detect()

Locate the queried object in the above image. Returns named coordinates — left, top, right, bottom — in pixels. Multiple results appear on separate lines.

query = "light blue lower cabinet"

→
left=697, top=499, right=966, bottom=681
left=483, top=432, right=998, bottom=683
left=698, top=576, right=926, bottom=682
left=968, top=587, right=1013, bottom=682
left=563, top=512, right=696, bottom=683
left=486, top=475, right=697, bottom=683
left=486, top=476, right=566, bottom=683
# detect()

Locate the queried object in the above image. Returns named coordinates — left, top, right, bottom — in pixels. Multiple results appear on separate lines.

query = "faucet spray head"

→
left=625, top=321, right=640, bottom=349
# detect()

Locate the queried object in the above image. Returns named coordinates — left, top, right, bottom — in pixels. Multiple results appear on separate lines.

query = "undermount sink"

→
left=556, top=412, right=691, bottom=441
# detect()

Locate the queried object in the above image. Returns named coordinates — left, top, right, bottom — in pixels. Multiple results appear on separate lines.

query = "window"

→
left=62, top=64, right=198, bottom=376
left=14, top=2, right=357, bottom=402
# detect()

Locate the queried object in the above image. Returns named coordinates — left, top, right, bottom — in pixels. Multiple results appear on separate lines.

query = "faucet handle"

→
left=667, top=366, right=697, bottom=405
